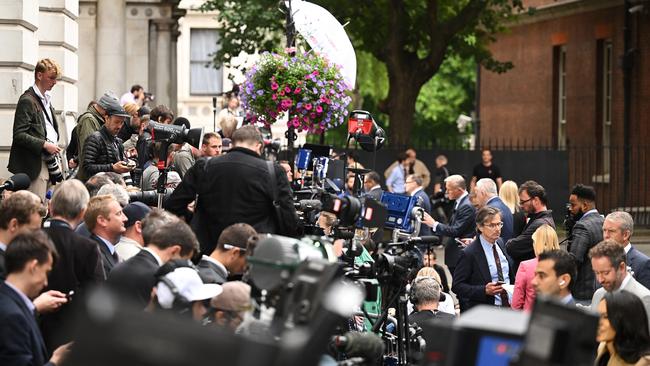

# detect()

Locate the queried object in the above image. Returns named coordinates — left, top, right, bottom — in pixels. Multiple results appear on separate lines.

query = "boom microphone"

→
left=0, top=173, right=31, bottom=192
left=332, top=331, right=385, bottom=363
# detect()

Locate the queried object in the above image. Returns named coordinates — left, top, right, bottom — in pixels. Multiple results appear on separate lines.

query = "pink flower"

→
left=310, top=112, right=316, bottom=119
left=305, top=103, right=312, bottom=111
left=294, top=87, right=302, bottom=94
left=315, top=105, right=323, bottom=113
left=272, top=94, right=277, bottom=100
left=291, top=118, right=300, bottom=127
left=312, top=70, right=320, bottom=76
left=271, top=82, right=279, bottom=90
left=284, top=86, right=291, bottom=93
left=279, top=90, right=285, bottom=96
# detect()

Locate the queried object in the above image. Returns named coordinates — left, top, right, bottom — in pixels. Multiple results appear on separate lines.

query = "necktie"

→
left=112, top=251, right=119, bottom=263
left=492, top=244, right=510, bottom=307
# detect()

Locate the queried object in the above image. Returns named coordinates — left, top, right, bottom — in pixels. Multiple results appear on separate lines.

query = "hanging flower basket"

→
left=240, top=50, right=352, bottom=134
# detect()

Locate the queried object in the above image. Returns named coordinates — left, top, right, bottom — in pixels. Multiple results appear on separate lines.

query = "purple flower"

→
left=257, top=90, right=264, bottom=96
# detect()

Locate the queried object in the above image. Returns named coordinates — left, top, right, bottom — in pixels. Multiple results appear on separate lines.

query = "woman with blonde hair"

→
left=511, top=224, right=559, bottom=311
left=499, top=180, right=526, bottom=237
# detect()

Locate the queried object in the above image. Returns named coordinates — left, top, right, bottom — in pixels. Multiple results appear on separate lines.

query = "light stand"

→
left=155, top=141, right=172, bottom=209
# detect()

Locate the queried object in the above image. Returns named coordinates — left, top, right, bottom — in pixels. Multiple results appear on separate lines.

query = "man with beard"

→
left=567, top=184, right=604, bottom=303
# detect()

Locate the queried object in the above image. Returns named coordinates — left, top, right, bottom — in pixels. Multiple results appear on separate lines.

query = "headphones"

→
left=409, top=277, right=445, bottom=306
left=155, top=259, right=194, bottom=316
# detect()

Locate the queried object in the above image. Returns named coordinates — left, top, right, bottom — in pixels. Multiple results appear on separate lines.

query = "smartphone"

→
left=495, top=280, right=505, bottom=286
left=455, top=238, right=466, bottom=247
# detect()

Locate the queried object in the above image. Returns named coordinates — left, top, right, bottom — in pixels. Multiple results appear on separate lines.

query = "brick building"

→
left=478, top=0, right=650, bottom=217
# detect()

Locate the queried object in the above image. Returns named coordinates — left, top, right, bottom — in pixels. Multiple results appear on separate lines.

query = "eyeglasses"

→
left=222, top=243, right=246, bottom=253
left=519, top=197, right=534, bottom=205
left=483, top=222, right=504, bottom=229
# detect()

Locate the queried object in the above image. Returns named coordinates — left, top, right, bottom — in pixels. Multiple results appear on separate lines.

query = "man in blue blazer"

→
left=452, top=206, right=515, bottom=312
left=405, top=174, right=433, bottom=237
left=423, top=175, right=476, bottom=273
left=603, top=211, right=650, bottom=289
left=0, top=230, right=70, bottom=366
left=475, top=178, right=513, bottom=242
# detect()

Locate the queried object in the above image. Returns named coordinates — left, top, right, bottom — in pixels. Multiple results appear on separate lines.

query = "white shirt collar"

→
left=624, top=243, right=632, bottom=254
left=32, top=83, right=51, bottom=104
left=4, top=281, right=35, bottom=313
left=371, top=185, right=381, bottom=191
left=619, top=271, right=633, bottom=291
left=486, top=195, right=498, bottom=204
left=410, top=187, right=424, bottom=196
left=202, top=255, right=228, bottom=275
left=0, top=242, right=6, bottom=251
left=455, top=191, right=469, bottom=209
left=96, top=235, right=116, bottom=254
left=143, top=247, right=163, bottom=266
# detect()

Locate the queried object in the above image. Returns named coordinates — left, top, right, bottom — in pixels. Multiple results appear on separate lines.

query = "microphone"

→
left=0, top=173, right=31, bottom=192
left=407, top=236, right=440, bottom=245
left=332, top=331, right=384, bottom=363
left=212, top=96, right=217, bottom=110
left=295, top=199, right=322, bottom=211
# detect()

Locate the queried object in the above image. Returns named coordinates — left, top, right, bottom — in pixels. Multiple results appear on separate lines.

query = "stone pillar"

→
left=95, top=0, right=126, bottom=97
left=153, top=18, right=174, bottom=108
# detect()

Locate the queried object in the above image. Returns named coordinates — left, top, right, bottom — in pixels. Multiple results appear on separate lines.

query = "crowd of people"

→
left=1, top=58, right=650, bottom=365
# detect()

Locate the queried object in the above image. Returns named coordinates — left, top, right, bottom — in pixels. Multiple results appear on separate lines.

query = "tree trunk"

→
left=384, top=63, right=428, bottom=148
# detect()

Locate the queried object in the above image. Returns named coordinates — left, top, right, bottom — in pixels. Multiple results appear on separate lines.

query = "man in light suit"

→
left=589, top=240, right=650, bottom=331
left=0, top=230, right=70, bottom=366
left=452, top=206, right=515, bottom=312
left=423, top=175, right=476, bottom=273
left=603, top=211, right=650, bottom=289
left=84, top=195, right=127, bottom=276
left=474, top=178, right=513, bottom=241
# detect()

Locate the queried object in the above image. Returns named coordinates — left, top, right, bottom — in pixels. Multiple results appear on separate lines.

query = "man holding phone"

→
left=452, top=206, right=515, bottom=312
left=78, top=98, right=133, bottom=181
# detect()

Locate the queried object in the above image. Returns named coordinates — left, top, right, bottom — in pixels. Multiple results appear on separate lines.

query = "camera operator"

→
left=164, top=125, right=300, bottom=255
left=197, top=223, right=257, bottom=284
left=567, top=184, right=604, bottom=303
left=408, top=277, right=455, bottom=324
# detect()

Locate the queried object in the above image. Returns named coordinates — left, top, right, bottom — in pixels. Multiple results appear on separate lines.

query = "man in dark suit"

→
left=423, top=175, right=476, bottom=273
left=165, top=125, right=300, bottom=254
left=532, top=249, right=577, bottom=306
left=475, top=178, right=513, bottom=242
left=363, top=171, right=383, bottom=202
left=405, top=174, right=433, bottom=237
left=40, top=180, right=104, bottom=352
left=84, top=195, right=127, bottom=276
left=108, top=209, right=199, bottom=309
left=198, top=223, right=257, bottom=284
left=0, top=191, right=45, bottom=280
left=567, top=184, right=604, bottom=302
left=506, top=180, right=555, bottom=272
left=409, top=277, right=455, bottom=324
left=0, top=230, right=70, bottom=366
left=603, top=211, right=650, bottom=289
left=8, top=59, right=62, bottom=201
left=452, top=207, right=514, bottom=312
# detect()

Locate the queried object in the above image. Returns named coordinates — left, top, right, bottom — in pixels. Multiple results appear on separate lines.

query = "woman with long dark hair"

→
left=595, top=290, right=650, bottom=365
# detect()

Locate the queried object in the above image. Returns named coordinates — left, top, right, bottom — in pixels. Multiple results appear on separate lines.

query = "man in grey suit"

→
left=603, top=211, right=650, bottom=289
left=567, top=184, right=604, bottom=302
left=589, top=240, right=650, bottom=330
left=363, top=171, right=383, bottom=202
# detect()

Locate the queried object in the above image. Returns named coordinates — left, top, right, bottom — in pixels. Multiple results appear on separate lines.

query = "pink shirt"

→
left=511, top=257, right=538, bottom=311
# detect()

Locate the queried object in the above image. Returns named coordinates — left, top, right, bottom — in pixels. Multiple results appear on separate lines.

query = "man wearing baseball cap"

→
left=78, top=92, right=134, bottom=181
left=156, top=264, right=222, bottom=322
left=210, top=281, right=251, bottom=331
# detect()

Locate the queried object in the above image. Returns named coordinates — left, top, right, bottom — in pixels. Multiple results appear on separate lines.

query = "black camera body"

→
left=43, top=153, right=63, bottom=184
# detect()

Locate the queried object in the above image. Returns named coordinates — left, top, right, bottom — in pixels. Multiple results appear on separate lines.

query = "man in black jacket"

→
left=165, top=125, right=300, bottom=254
left=506, top=180, right=555, bottom=272
left=41, top=179, right=104, bottom=353
left=567, top=184, right=604, bottom=302
left=107, top=209, right=199, bottom=309
left=78, top=102, right=133, bottom=181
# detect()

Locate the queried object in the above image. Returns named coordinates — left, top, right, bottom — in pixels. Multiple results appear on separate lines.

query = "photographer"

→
left=165, top=125, right=300, bottom=254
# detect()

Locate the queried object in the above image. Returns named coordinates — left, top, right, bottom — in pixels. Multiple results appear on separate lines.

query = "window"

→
left=602, top=41, right=612, bottom=174
left=190, top=29, right=222, bottom=95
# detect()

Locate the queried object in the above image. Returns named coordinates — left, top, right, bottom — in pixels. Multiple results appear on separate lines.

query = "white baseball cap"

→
left=157, top=267, right=223, bottom=309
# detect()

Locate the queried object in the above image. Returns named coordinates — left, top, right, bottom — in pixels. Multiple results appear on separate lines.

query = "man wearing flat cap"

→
left=78, top=92, right=135, bottom=181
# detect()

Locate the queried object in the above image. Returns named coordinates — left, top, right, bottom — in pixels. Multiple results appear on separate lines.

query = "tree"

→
left=201, top=0, right=523, bottom=146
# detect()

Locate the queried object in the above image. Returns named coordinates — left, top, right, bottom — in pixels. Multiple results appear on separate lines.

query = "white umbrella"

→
left=290, top=0, right=357, bottom=89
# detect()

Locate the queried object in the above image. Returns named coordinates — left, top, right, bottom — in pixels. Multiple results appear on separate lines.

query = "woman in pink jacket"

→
left=511, top=224, right=560, bottom=311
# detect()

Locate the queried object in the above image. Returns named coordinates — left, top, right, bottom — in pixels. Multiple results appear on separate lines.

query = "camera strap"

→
left=266, top=161, right=283, bottom=230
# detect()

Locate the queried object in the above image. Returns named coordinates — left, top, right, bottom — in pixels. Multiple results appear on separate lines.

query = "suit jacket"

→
left=90, top=234, right=118, bottom=277
left=197, top=256, right=228, bottom=284
left=486, top=196, right=514, bottom=242
left=567, top=212, right=604, bottom=300
left=8, top=87, right=59, bottom=180
left=590, top=275, right=650, bottom=332
left=0, top=282, right=52, bottom=366
left=107, top=249, right=160, bottom=309
left=628, top=245, right=650, bottom=290
left=365, top=187, right=383, bottom=203
left=506, top=210, right=555, bottom=273
left=40, top=221, right=104, bottom=352
left=0, top=248, right=5, bottom=281
left=452, top=238, right=515, bottom=312
left=433, top=194, right=476, bottom=269
left=511, top=257, right=537, bottom=311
